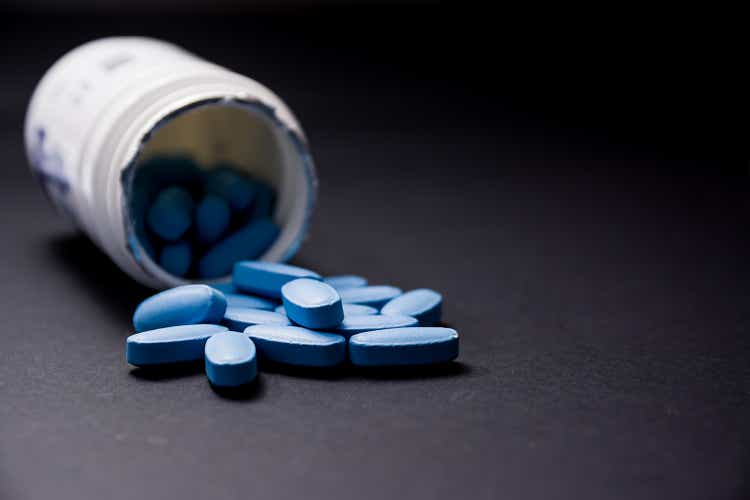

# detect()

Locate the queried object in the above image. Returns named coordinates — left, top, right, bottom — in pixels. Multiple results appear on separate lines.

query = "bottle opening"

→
left=122, top=98, right=316, bottom=287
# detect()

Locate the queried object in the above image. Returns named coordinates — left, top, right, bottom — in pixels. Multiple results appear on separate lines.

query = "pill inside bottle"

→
left=126, top=101, right=313, bottom=284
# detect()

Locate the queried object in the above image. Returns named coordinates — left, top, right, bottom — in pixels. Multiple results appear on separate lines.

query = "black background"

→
left=0, top=7, right=747, bottom=500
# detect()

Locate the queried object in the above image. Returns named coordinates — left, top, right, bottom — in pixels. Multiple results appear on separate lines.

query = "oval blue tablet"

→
left=159, top=241, right=192, bottom=277
left=281, top=278, right=344, bottom=329
left=275, top=303, right=378, bottom=317
left=349, top=327, right=459, bottom=366
left=245, top=325, right=346, bottom=367
left=205, top=165, right=257, bottom=212
left=133, top=285, right=227, bottom=332
left=204, top=331, right=257, bottom=387
left=126, top=324, right=227, bottom=366
left=338, top=285, right=402, bottom=308
left=323, top=275, right=368, bottom=290
left=198, top=218, right=280, bottom=279
left=381, top=288, right=443, bottom=326
left=195, top=194, right=231, bottom=245
left=232, top=261, right=322, bottom=299
left=224, top=292, right=277, bottom=311
left=146, top=186, right=194, bottom=241
left=334, top=314, right=418, bottom=337
left=222, top=307, right=290, bottom=331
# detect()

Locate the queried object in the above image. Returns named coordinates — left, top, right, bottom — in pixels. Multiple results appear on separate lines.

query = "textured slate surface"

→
left=0, top=13, right=747, bottom=500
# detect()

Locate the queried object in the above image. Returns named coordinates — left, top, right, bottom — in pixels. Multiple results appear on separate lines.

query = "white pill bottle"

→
left=24, top=37, right=317, bottom=289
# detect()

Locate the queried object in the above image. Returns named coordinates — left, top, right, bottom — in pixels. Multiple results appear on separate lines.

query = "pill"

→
left=159, top=241, right=192, bottom=277
left=146, top=186, right=194, bottom=241
left=338, top=285, right=402, bottom=308
left=249, top=181, right=275, bottom=219
left=208, top=282, right=236, bottom=294
left=349, top=327, right=459, bottom=366
left=275, top=303, right=378, bottom=317
left=195, top=194, right=231, bottom=245
left=224, top=292, right=277, bottom=311
left=381, top=288, right=443, bottom=326
left=205, top=165, right=257, bottom=212
left=133, top=284, right=227, bottom=332
left=204, top=331, right=257, bottom=387
left=323, top=275, right=368, bottom=290
left=198, top=218, right=280, bottom=279
left=245, top=324, right=346, bottom=367
left=126, top=324, right=227, bottom=366
left=232, top=261, right=321, bottom=298
left=281, top=278, right=344, bottom=329
left=334, top=314, right=418, bottom=337
left=222, top=307, right=291, bottom=331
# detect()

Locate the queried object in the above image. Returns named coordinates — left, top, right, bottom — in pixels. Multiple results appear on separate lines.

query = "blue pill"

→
left=338, top=285, right=402, bottom=308
left=133, top=285, right=227, bottom=332
left=275, top=303, right=377, bottom=317
left=126, top=324, right=227, bottom=366
left=224, top=292, right=277, bottom=311
left=334, top=314, right=418, bottom=337
left=381, top=288, right=443, bottom=326
left=349, top=327, right=459, bottom=366
left=198, top=218, right=280, bottom=279
left=233, top=261, right=321, bottom=299
left=245, top=324, right=346, bottom=367
left=208, top=282, right=236, bottom=294
left=159, top=241, right=192, bottom=277
left=249, top=181, right=275, bottom=219
left=281, top=278, right=344, bottom=329
left=323, top=275, right=368, bottom=290
left=205, top=166, right=257, bottom=212
left=222, top=307, right=290, bottom=331
left=146, top=186, right=194, bottom=241
left=204, top=331, right=257, bottom=387
left=195, top=194, right=231, bottom=245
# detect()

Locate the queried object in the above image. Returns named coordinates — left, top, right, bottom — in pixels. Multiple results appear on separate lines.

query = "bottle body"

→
left=24, top=37, right=317, bottom=288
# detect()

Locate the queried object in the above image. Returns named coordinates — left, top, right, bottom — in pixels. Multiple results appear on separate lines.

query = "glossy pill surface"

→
left=275, top=303, right=377, bottom=317
left=233, top=261, right=321, bottom=298
left=146, top=186, right=194, bottom=241
left=133, top=285, right=227, bottom=332
left=281, top=278, right=344, bottom=329
left=323, top=275, right=368, bottom=290
left=126, top=324, right=227, bottom=366
left=204, top=331, right=257, bottom=387
left=338, top=285, right=402, bottom=308
left=381, top=288, right=443, bottom=326
left=245, top=325, right=346, bottom=367
left=334, top=314, right=418, bottom=337
left=222, top=307, right=290, bottom=331
left=198, top=218, right=280, bottom=279
left=349, top=327, right=459, bottom=366
left=224, top=292, right=277, bottom=311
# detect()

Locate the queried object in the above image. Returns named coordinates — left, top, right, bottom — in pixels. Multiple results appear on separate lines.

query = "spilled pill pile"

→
left=126, top=261, right=459, bottom=388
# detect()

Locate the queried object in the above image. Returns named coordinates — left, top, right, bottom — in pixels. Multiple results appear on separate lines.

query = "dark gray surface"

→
left=1, top=14, right=748, bottom=500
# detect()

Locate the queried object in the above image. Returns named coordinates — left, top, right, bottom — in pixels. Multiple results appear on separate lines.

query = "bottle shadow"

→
left=46, top=233, right=152, bottom=326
